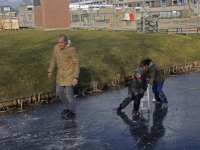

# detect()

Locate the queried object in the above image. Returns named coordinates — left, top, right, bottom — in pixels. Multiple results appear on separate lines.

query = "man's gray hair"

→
left=59, top=34, right=68, bottom=41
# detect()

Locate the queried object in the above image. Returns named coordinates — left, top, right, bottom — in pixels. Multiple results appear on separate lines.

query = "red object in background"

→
left=129, top=14, right=134, bottom=20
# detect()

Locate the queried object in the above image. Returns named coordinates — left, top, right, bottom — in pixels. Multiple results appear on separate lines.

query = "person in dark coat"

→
left=140, top=58, right=168, bottom=106
left=117, top=67, right=148, bottom=115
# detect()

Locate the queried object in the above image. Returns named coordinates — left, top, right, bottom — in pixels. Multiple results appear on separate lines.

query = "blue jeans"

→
left=56, top=84, right=75, bottom=112
left=152, top=81, right=168, bottom=103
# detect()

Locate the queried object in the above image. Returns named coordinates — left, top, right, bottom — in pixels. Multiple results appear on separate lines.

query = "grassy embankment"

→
left=0, top=29, right=200, bottom=100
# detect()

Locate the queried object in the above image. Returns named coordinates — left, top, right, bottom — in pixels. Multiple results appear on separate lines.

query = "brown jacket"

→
left=48, top=40, right=80, bottom=86
left=145, top=63, right=165, bottom=85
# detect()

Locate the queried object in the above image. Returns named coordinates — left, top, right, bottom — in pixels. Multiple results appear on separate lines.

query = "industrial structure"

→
left=69, top=0, right=200, bottom=33
left=18, top=5, right=34, bottom=28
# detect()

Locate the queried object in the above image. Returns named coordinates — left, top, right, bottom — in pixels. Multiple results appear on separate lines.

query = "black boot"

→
left=66, top=111, right=76, bottom=118
left=61, top=109, right=69, bottom=116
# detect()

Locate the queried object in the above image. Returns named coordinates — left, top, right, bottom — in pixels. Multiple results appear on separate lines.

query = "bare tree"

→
left=19, top=0, right=33, bottom=6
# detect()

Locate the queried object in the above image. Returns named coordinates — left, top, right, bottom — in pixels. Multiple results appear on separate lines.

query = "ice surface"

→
left=0, top=72, right=200, bottom=149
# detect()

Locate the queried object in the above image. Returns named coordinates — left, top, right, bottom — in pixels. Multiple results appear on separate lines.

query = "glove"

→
left=134, top=92, right=138, bottom=96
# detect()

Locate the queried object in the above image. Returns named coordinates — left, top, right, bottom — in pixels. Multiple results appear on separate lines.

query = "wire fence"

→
left=70, top=10, right=185, bottom=30
left=70, top=7, right=199, bottom=33
left=0, top=15, right=35, bottom=30
left=71, top=12, right=137, bottom=30
left=0, top=6, right=198, bottom=32
left=18, top=17, right=35, bottom=28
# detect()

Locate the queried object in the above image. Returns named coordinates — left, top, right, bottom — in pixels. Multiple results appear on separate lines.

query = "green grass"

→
left=0, top=29, right=200, bottom=100
left=159, top=29, right=168, bottom=33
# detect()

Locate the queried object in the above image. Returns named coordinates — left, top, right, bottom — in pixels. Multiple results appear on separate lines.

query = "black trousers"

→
left=120, top=94, right=144, bottom=111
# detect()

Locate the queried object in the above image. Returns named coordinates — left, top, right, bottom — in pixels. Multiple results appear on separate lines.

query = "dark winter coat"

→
left=144, top=63, right=166, bottom=85
left=128, top=75, right=148, bottom=95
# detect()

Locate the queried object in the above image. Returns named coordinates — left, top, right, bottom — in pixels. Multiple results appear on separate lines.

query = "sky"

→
left=1, top=0, right=24, bottom=8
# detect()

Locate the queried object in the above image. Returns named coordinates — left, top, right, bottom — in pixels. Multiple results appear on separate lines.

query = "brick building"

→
left=33, top=0, right=70, bottom=30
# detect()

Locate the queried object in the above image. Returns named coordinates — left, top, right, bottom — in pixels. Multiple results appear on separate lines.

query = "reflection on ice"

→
left=117, top=103, right=168, bottom=149
left=0, top=72, right=200, bottom=149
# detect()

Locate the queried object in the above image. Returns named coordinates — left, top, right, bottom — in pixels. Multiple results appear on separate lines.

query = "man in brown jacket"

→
left=48, top=34, right=80, bottom=118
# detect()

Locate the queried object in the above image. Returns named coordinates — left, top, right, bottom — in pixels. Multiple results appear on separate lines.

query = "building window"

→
left=125, top=3, right=131, bottom=7
left=172, top=0, right=178, bottom=5
left=146, top=1, right=150, bottom=6
left=160, top=0, right=166, bottom=6
left=193, top=0, right=198, bottom=4
left=4, top=7, right=10, bottom=11
left=136, top=3, right=141, bottom=6
left=151, top=1, right=155, bottom=7
left=28, top=8, right=33, bottom=11
left=179, top=0, right=184, bottom=5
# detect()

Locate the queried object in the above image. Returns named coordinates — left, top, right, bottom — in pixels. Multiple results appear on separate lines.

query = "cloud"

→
left=1, top=0, right=22, bottom=8
left=8, top=0, right=21, bottom=2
